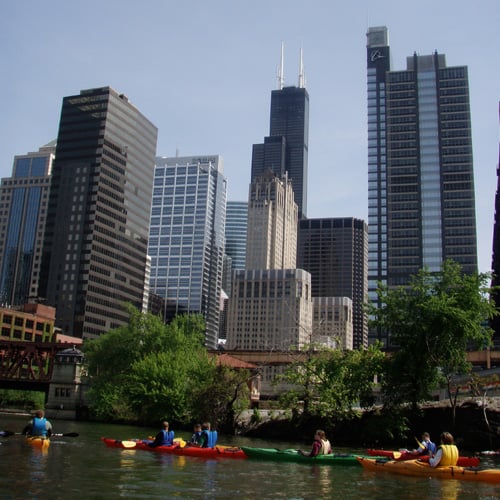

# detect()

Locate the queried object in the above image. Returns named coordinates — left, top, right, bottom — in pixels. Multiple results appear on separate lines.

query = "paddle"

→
left=121, top=440, right=137, bottom=448
left=414, top=436, right=426, bottom=450
left=0, top=431, right=78, bottom=438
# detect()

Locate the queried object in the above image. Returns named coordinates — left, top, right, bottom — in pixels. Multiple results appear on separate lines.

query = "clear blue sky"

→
left=1, top=0, right=499, bottom=274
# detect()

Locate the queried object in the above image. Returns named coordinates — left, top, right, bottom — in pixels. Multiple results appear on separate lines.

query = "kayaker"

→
left=185, top=423, right=203, bottom=447
left=199, top=422, right=218, bottom=448
left=22, top=409, right=52, bottom=437
left=148, top=420, right=175, bottom=447
left=411, top=432, right=437, bottom=456
left=298, top=430, right=332, bottom=457
left=429, top=432, right=459, bottom=467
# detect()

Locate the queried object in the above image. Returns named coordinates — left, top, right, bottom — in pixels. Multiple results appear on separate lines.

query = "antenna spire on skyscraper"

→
left=277, top=41, right=285, bottom=90
left=298, top=47, right=305, bottom=88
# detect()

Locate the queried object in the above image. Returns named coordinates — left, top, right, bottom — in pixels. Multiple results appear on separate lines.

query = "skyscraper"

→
left=246, top=170, right=298, bottom=270
left=39, top=87, right=158, bottom=339
left=251, top=48, right=309, bottom=219
left=0, top=143, right=55, bottom=306
left=367, top=27, right=477, bottom=344
left=224, top=201, right=248, bottom=272
left=298, top=217, right=368, bottom=349
left=148, top=155, right=227, bottom=349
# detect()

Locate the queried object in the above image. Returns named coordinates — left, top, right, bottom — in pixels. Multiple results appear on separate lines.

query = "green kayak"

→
left=240, top=446, right=360, bottom=465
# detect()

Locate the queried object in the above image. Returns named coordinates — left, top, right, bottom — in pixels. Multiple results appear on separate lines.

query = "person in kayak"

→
left=22, top=409, right=52, bottom=437
left=298, top=430, right=332, bottom=457
left=429, top=432, right=459, bottom=467
left=185, top=423, right=203, bottom=447
left=199, top=422, right=218, bottom=448
left=411, top=432, right=437, bottom=456
left=148, top=420, right=175, bottom=447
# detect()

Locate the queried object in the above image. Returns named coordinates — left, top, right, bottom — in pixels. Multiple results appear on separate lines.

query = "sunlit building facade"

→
left=148, top=155, right=227, bottom=349
left=367, top=27, right=477, bottom=344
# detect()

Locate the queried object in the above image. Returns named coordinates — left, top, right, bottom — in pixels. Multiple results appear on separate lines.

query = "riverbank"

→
left=236, top=397, right=500, bottom=451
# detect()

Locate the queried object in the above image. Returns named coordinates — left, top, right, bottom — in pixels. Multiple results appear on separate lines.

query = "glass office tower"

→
left=149, top=155, right=227, bottom=349
left=298, top=217, right=368, bottom=349
left=367, top=27, right=477, bottom=344
left=39, top=87, right=158, bottom=339
left=225, top=201, right=248, bottom=271
left=0, top=143, right=55, bottom=305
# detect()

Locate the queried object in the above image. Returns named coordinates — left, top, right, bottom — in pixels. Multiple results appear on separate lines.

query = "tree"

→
left=368, top=260, right=497, bottom=412
left=83, top=306, right=210, bottom=423
left=278, top=344, right=385, bottom=421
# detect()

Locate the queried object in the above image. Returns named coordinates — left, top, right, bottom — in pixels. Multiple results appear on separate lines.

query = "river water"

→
left=1, top=413, right=499, bottom=499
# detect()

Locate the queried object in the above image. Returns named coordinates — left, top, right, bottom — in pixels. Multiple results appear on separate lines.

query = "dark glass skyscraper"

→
left=251, top=55, right=309, bottom=219
left=367, top=27, right=478, bottom=344
left=297, top=217, right=368, bottom=349
left=39, top=87, right=158, bottom=339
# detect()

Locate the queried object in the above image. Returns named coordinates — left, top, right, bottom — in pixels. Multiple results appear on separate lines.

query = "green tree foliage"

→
left=83, top=306, right=211, bottom=423
left=189, top=363, right=251, bottom=432
left=279, top=344, right=385, bottom=420
left=368, top=260, right=496, bottom=410
left=0, top=389, right=45, bottom=410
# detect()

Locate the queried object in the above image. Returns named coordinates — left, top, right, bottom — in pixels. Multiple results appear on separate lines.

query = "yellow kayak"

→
left=26, top=436, right=50, bottom=451
left=357, top=457, right=500, bottom=484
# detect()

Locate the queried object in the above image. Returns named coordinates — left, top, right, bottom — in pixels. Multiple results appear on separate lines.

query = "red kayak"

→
left=367, top=449, right=480, bottom=467
left=100, top=437, right=246, bottom=459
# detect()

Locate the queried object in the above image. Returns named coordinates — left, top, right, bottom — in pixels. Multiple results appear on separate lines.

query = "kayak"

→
left=100, top=437, right=246, bottom=459
left=367, top=449, right=480, bottom=467
left=26, top=436, right=50, bottom=451
left=357, top=456, right=500, bottom=484
left=240, top=446, right=360, bottom=465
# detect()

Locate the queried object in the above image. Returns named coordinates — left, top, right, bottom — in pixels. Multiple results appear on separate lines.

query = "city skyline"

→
left=1, top=1, right=499, bottom=275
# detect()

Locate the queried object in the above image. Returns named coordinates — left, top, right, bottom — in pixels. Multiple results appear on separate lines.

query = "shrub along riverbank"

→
left=238, top=399, right=500, bottom=452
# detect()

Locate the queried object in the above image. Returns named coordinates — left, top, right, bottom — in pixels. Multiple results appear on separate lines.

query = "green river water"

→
left=0, top=413, right=499, bottom=499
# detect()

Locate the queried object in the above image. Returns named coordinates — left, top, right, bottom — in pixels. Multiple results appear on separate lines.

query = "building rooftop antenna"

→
left=277, top=41, right=285, bottom=90
left=298, top=47, right=305, bottom=88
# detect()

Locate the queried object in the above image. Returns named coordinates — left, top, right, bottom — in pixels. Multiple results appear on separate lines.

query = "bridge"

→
left=0, top=340, right=76, bottom=392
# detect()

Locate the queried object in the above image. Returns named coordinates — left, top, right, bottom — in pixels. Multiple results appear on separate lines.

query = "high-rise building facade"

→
left=226, top=268, right=312, bottom=350
left=225, top=201, right=248, bottom=272
left=367, top=27, right=477, bottom=344
left=39, top=87, right=158, bottom=339
left=0, top=143, right=55, bottom=306
left=251, top=51, right=309, bottom=219
left=246, top=171, right=298, bottom=270
left=298, top=217, right=368, bottom=349
left=148, top=155, right=227, bottom=349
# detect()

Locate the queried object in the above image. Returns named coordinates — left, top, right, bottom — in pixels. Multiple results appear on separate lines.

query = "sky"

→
left=1, top=0, right=499, bottom=274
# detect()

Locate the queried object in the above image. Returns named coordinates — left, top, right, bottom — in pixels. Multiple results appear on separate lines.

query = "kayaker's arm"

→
left=429, top=448, right=442, bottom=467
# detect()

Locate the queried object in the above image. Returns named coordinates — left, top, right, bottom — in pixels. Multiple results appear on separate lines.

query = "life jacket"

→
left=319, top=439, right=331, bottom=455
left=438, top=444, right=459, bottom=466
left=202, top=430, right=218, bottom=448
left=31, top=417, right=48, bottom=437
left=159, top=430, right=174, bottom=445
left=426, top=440, right=437, bottom=455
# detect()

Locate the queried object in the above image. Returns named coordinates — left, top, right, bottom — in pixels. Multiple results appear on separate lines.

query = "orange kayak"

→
left=367, top=449, right=480, bottom=467
left=357, top=456, right=500, bottom=484
left=26, top=436, right=50, bottom=451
